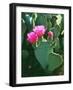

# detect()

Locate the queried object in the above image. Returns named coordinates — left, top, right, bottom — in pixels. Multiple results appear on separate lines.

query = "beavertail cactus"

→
left=27, top=25, right=63, bottom=73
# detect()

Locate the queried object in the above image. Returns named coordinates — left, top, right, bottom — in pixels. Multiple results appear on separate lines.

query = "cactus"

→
left=34, top=41, right=63, bottom=73
left=22, top=13, right=64, bottom=76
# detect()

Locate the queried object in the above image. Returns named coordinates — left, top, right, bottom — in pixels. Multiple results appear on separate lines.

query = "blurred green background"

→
left=21, top=12, right=64, bottom=77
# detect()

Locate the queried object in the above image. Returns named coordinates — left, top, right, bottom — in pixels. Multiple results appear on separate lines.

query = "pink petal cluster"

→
left=27, top=32, right=38, bottom=44
left=27, top=25, right=54, bottom=44
left=48, top=31, right=53, bottom=38
left=33, top=25, right=46, bottom=38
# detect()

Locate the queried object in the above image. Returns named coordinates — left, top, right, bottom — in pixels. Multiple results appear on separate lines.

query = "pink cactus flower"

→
left=48, top=31, right=53, bottom=38
left=27, top=32, right=38, bottom=44
left=33, top=25, right=46, bottom=38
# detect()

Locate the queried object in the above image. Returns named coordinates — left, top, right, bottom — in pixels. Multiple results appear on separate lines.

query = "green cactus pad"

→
left=48, top=53, right=63, bottom=72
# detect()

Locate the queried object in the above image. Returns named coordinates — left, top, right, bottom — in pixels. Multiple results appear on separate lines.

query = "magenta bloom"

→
left=33, top=25, right=46, bottom=38
left=27, top=32, right=38, bottom=44
left=48, top=31, right=53, bottom=38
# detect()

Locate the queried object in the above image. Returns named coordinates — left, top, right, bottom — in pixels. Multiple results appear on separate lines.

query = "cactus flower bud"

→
left=48, top=31, right=53, bottom=38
